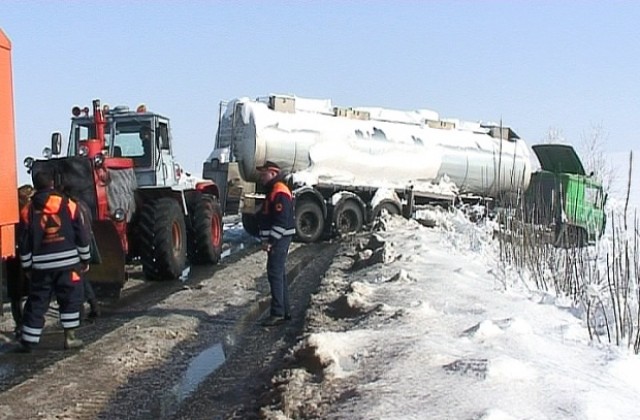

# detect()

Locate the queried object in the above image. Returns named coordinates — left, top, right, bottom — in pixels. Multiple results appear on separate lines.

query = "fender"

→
left=195, top=180, right=220, bottom=199
left=293, top=186, right=328, bottom=220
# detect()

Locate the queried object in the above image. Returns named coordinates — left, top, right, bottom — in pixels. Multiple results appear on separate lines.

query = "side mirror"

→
left=51, top=132, right=63, bottom=156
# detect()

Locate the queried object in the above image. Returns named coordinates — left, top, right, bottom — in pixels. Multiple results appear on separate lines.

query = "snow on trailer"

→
left=209, top=94, right=532, bottom=242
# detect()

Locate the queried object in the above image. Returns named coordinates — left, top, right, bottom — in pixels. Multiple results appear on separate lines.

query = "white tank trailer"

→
left=212, top=94, right=532, bottom=242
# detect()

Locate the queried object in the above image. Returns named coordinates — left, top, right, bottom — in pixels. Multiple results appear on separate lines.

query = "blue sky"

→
left=1, top=1, right=638, bottom=187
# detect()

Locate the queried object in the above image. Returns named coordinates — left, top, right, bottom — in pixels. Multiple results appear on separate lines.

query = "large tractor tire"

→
left=334, top=199, right=364, bottom=236
left=139, top=198, right=187, bottom=281
left=188, top=194, right=223, bottom=265
left=295, top=200, right=325, bottom=243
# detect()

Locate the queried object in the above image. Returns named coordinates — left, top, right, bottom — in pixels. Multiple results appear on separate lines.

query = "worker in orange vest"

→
left=256, top=161, right=295, bottom=327
left=17, top=167, right=92, bottom=351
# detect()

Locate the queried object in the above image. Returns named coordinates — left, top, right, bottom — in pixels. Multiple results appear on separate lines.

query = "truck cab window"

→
left=157, top=122, right=169, bottom=150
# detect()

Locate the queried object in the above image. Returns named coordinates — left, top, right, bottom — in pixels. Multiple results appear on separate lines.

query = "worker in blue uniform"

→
left=17, top=167, right=92, bottom=351
left=256, top=161, right=296, bottom=327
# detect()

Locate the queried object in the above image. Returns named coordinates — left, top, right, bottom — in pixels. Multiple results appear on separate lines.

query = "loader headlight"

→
left=42, top=147, right=52, bottom=159
left=23, top=157, right=34, bottom=169
left=78, top=145, right=89, bottom=157
left=93, top=153, right=105, bottom=167
left=113, top=208, right=126, bottom=222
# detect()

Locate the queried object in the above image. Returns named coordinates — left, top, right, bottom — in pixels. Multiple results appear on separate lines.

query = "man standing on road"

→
left=17, top=167, right=92, bottom=351
left=256, top=161, right=295, bottom=327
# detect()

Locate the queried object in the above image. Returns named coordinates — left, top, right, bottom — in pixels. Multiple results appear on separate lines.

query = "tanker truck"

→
left=205, top=94, right=533, bottom=242
left=205, top=94, right=606, bottom=246
left=0, top=29, right=19, bottom=312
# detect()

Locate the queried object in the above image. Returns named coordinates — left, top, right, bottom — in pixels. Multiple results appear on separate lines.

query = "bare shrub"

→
left=578, top=123, right=617, bottom=194
left=542, top=126, right=566, bottom=144
left=496, top=151, right=639, bottom=352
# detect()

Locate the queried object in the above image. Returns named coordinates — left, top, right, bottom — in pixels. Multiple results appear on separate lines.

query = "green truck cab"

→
left=526, top=144, right=607, bottom=246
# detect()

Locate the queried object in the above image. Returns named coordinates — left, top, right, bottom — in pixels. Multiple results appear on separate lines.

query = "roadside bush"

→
left=496, top=152, right=640, bottom=352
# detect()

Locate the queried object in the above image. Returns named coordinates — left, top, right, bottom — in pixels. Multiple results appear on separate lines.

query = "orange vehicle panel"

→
left=0, top=29, right=19, bottom=258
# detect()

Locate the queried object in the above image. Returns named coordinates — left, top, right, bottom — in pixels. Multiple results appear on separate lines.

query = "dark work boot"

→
left=260, top=315, right=285, bottom=327
left=16, top=340, right=34, bottom=353
left=88, top=299, right=101, bottom=319
left=10, top=299, right=23, bottom=335
left=64, top=329, right=84, bottom=350
left=13, top=324, right=22, bottom=340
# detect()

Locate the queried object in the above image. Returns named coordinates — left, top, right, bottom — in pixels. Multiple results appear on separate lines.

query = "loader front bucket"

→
left=86, top=220, right=127, bottom=297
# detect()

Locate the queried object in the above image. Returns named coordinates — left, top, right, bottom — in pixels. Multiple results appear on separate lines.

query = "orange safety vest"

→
left=262, top=181, right=293, bottom=215
left=19, top=192, right=91, bottom=270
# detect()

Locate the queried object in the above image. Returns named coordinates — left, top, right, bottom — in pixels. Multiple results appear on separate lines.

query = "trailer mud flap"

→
left=87, top=221, right=126, bottom=297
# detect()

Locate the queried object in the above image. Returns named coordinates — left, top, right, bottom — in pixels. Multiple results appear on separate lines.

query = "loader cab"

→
left=68, top=110, right=179, bottom=188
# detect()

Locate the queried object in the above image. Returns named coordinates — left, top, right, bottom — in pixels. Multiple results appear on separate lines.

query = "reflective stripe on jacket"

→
left=259, top=180, right=295, bottom=244
left=19, top=191, right=92, bottom=271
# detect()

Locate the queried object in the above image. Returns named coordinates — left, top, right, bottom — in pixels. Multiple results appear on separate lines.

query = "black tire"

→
left=371, top=199, right=401, bottom=222
left=189, top=194, right=223, bottom=265
left=241, top=212, right=260, bottom=237
left=334, top=199, right=364, bottom=235
left=139, top=197, right=187, bottom=280
left=295, top=200, right=325, bottom=243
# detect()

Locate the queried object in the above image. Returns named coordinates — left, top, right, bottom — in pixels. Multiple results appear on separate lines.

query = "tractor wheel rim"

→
left=211, top=216, right=221, bottom=247
left=172, top=221, right=182, bottom=257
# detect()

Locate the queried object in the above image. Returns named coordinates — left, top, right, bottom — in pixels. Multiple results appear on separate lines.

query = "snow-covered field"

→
left=265, top=211, right=640, bottom=419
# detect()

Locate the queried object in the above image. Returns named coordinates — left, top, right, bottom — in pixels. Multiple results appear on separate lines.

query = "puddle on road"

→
left=152, top=297, right=269, bottom=417
left=152, top=342, right=227, bottom=418
left=177, top=343, right=226, bottom=401
left=220, top=244, right=239, bottom=260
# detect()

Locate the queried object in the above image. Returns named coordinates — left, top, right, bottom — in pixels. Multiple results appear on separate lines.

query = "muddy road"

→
left=0, top=223, right=339, bottom=419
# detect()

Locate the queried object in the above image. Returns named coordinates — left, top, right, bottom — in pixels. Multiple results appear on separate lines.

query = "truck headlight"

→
left=93, top=153, right=105, bottom=167
left=113, top=208, right=126, bottom=222
left=23, top=157, right=34, bottom=169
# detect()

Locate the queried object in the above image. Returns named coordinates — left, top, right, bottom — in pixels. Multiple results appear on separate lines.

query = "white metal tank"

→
left=219, top=95, right=532, bottom=199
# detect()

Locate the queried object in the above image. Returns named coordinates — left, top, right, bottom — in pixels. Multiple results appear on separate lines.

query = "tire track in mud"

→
left=172, top=242, right=339, bottom=420
left=0, top=241, right=259, bottom=394
left=0, top=241, right=337, bottom=419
